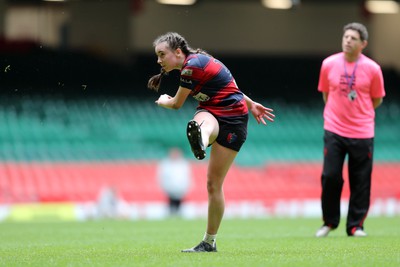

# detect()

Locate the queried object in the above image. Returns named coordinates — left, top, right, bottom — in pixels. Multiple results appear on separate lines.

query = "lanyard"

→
left=343, top=57, right=359, bottom=90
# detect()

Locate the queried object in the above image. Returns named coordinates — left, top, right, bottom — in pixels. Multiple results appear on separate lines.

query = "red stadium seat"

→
left=0, top=162, right=399, bottom=205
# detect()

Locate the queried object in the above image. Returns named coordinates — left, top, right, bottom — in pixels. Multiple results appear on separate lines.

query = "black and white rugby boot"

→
left=186, top=120, right=206, bottom=160
left=181, top=241, right=217, bottom=253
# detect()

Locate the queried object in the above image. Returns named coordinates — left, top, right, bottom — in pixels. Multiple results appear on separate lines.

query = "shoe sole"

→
left=181, top=241, right=217, bottom=252
left=186, top=120, right=206, bottom=160
left=181, top=249, right=217, bottom=253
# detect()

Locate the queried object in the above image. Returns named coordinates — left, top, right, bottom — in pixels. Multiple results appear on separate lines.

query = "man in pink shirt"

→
left=315, top=22, right=385, bottom=237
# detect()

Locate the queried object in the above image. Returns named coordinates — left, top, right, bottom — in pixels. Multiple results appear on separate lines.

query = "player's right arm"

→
left=155, top=86, right=191, bottom=110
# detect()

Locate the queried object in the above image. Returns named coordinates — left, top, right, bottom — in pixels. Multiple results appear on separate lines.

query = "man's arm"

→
left=322, top=92, right=329, bottom=104
left=372, top=97, right=383, bottom=109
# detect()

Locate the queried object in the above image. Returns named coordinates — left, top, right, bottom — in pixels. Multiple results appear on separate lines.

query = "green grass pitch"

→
left=0, top=217, right=399, bottom=267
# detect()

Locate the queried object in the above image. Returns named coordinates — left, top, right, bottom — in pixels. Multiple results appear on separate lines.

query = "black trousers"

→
left=321, top=130, right=373, bottom=235
left=168, top=197, right=182, bottom=215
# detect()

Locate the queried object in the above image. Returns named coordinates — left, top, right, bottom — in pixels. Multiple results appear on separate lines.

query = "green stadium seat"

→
left=0, top=95, right=398, bottom=164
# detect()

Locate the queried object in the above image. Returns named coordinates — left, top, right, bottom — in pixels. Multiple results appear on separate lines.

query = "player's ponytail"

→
left=195, top=48, right=212, bottom=57
left=147, top=68, right=166, bottom=92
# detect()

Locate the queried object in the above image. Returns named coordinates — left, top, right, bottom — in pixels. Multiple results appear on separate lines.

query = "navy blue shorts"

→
left=195, top=109, right=248, bottom=152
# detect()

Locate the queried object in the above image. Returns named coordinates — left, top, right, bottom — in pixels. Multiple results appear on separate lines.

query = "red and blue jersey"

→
left=180, top=53, right=248, bottom=118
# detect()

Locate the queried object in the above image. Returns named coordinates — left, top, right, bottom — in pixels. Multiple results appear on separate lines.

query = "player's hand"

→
left=155, top=94, right=172, bottom=107
left=250, top=102, right=275, bottom=125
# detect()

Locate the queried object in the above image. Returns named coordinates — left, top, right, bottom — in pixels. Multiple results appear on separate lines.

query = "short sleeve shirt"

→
left=318, top=52, right=385, bottom=138
left=180, top=53, right=248, bottom=118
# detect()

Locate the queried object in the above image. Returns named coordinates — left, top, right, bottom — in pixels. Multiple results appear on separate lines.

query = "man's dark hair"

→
left=344, top=22, right=368, bottom=41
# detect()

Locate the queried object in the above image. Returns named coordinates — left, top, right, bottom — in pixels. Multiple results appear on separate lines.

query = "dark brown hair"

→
left=147, top=32, right=210, bottom=91
left=343, top=22, right=368, bottom=41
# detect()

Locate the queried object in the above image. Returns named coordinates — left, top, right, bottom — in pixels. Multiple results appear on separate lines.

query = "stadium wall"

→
left=1, top=161, right=399, bottom=221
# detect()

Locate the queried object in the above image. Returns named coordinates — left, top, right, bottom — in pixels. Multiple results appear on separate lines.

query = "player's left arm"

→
left=243, top=94, right=275, bottom=125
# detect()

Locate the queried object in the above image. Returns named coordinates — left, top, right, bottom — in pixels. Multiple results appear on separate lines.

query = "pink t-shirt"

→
left=318, top=52, right=385, bottom=138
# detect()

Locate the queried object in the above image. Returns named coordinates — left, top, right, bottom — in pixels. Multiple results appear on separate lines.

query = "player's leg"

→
left=203, top=115, right=247, bottom=239
left=181, top=143, right=237, bottom=253
left=206, top=142, right=237, bottom=235
left=186, top=111, right=219, bottom=160
left=182, top=114, right=247, bottom=252
left=346, top=138, right=373, bottom=236
left=182, top=111, right=220, bottom=252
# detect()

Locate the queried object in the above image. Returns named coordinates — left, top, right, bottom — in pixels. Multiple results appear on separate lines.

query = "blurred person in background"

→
left=148, top=32, right=274, bottom=252
left=157, top=147, right=191, bottom=217
left=97, top=185, right=119, bottom=219
left=316, top=22, right=385, bottom=238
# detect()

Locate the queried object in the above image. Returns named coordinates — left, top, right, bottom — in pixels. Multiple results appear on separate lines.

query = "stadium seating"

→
left=0, top=95, right=399, bottom=204
left=1, top=161, right=399, bottom=205
left=1, top=95, right=398, bottom=163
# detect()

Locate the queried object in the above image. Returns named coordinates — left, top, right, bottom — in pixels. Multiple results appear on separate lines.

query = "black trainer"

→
left=181, top=241, right=217, bottom=252
left=186, top=120, right=206, bottom=160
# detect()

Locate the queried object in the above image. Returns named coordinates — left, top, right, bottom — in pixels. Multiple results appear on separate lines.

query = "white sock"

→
left=203, top=232, right=217, bottom=246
